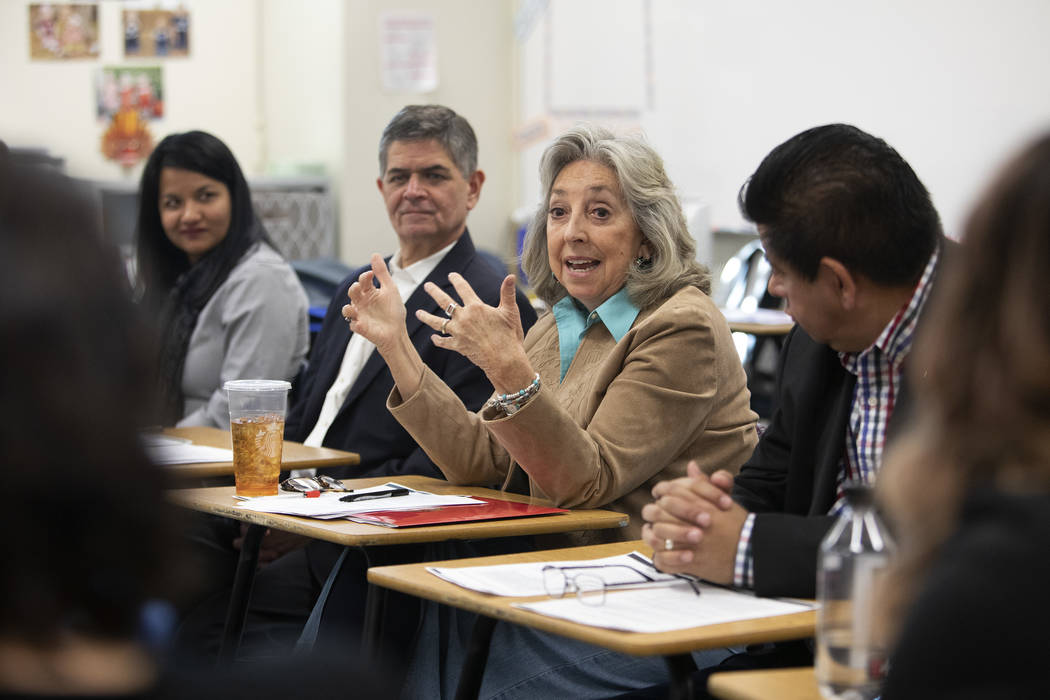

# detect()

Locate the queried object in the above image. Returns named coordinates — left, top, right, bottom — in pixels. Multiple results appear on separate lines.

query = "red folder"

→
left=346, top=496, right=568, bottom=528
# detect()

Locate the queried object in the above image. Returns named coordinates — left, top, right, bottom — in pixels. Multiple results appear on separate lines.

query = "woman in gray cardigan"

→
left=135, top=130, right=308, bottom=428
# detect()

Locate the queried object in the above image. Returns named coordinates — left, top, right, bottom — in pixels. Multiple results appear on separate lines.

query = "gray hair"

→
left=521, top=123, right=710, bottom=309
left=378, top=105, right=478, bottom=178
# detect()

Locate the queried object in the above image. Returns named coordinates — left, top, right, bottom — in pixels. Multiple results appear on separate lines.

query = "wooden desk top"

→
left=721, top=308, right=794, bottom=336
left=727, top=321, right=794, bottom=336
left=367, top=540, right=816, bottom=657
left=707, top=667, right=819, bottom=700
left=167, top=475, right=629, bottom=547
left=160, top=426, right=359, bottom=479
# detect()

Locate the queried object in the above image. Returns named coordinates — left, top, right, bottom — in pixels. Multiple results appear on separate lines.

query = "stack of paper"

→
left=234, top=482, right=485, bottom=519
left=514, top=583, right=814, bottom=634
left=428, top=550, right=816, bottom=634
left=428, top=551, right=678, bottom=597
left=142, top=434, right=234, bottom=465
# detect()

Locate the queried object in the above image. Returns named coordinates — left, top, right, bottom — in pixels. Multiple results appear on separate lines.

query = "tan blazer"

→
left=388, top=285, right=758, bottom=540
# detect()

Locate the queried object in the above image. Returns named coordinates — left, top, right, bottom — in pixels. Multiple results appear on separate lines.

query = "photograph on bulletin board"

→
left=123, top=7, right=190, bottom=58
left=97, top=66, right=164, bottom=122
left=29, top=3, right=100, bottom=60
left=99, top=67, right=156, bottom=168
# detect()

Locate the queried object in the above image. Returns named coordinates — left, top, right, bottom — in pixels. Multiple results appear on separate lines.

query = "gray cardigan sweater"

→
left=177, top=242, right=309, bottom=428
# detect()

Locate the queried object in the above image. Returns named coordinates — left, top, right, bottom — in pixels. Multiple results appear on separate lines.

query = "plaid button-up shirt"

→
left=733, top=247, right=940, bottom=588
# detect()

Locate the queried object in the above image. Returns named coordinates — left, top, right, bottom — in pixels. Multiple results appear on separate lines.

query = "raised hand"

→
left=415, top=272, right=534, bottom=393
left=342, top=254, right=408, bottom=354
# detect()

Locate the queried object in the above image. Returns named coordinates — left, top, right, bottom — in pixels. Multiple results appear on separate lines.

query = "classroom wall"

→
left=515, top=0, right=1050, bottom=256
left=4, top=1, right=1049, bottom=272
left=338, top=0, right=516, bottom=266
left=0, top=2, right=266, bottom=184
left=0, top=0, right=516, bottom=266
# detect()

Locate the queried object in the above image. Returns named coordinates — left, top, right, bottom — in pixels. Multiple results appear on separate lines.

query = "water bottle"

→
left=816, top=482, right=896, bottom=700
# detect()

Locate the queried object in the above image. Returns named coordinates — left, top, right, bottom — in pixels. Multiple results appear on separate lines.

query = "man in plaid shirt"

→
left=642, top=123, right=948, bottom=597
left=629, top=125, right=950, bottom=693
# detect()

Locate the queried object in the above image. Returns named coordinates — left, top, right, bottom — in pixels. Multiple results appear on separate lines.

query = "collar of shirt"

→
left=552, top=287, right=639, bottom=381
left=387, top=238, right=458, bottom=303
left=839, top=244, right=941, bottom=375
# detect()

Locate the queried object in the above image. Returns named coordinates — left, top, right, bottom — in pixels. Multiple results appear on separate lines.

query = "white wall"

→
left=259, top=0, right=344, bottom=181
left=338, top=0, right=516, bottom=265
left=0, top=2, right=265, bottom=184
left=515, top=0, right=1050, bottom=250
left=6, top=1, right=1050, bottom=269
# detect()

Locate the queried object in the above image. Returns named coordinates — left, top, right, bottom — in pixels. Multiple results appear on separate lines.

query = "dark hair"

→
left=378, top=105, right=478, bottom=178
left=739, top=124, right=941, bottom=286
left=134, top=131, right=272, bottom=421
left=135, top=130, right=269, bottom=306
left=0, top=158, right=180, bottom=645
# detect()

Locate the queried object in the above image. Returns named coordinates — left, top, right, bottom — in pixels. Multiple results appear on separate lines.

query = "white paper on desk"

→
left=234, top=482, right=484, bottom=519
left=514, top=584, right=815, bottom=634
left=146, top=442, right=234, bottom=465
left=427, top=551, right=681, bottom=597
left=719, top=307, right=792, bottom=326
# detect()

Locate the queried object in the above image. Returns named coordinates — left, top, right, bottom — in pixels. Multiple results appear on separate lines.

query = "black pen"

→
left=339, top=487, right=411, bottom=502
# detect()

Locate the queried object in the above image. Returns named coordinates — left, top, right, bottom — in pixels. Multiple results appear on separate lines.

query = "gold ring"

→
left=441, top=318, right=450, bottom=335
left=445, top=302, right=457, bottom=318
left=664, top=538, right=674, bottom=551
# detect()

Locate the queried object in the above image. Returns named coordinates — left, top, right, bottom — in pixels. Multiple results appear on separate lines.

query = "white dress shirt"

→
left=301, top=241, right=457, bottom=448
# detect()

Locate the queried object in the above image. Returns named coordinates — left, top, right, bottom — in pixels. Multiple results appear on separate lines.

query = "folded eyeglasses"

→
left=541, top=563, right=701, bottom=606
left=279, top=475, right=350, bottom=494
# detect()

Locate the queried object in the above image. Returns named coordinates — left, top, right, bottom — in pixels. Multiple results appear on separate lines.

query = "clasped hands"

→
left=641, top=460, right=749, bottom=585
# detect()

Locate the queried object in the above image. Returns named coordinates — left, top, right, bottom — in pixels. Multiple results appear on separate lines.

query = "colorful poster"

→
left=29, top=3, right=100, bottom=60
left=123, top=8, right=190, bottom=58
left=97, top=66, right=164, bottom=121
left=98, top=66, right=160, bottom=168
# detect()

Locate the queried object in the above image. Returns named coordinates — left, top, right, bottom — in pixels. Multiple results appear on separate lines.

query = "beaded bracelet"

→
left=486, top=373, right=541, bottom=416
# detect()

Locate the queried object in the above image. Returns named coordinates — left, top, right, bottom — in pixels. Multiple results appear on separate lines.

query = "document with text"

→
left=233, top=482, right=484, bottom=519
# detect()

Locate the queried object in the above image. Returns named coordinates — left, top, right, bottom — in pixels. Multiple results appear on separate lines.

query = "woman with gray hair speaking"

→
left=344, top=123, right=757, bottom=698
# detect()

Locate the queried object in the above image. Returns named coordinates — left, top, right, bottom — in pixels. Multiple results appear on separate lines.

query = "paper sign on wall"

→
left=379, top=12, right=438, bottom=93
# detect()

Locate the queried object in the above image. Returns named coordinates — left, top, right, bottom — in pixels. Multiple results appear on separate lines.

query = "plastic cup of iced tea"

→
left=224, top=379, right=291, bottom=497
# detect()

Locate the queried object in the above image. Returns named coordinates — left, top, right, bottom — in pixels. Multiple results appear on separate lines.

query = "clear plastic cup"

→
left=224, top=379, right=291, bottom=497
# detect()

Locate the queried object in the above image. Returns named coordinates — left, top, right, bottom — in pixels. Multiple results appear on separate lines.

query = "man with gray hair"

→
left=176, top=104, right=536, bottom=661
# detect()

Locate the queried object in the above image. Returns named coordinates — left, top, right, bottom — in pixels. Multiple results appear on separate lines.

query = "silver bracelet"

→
left=485, top=373, right=541, bottom=416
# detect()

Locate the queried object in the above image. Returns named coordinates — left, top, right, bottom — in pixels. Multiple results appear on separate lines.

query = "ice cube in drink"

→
left=231, top=413, right=284, bottom=497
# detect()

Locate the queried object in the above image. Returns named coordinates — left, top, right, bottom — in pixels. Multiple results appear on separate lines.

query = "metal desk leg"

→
left=217, top=523, right=265, bottom=664
left=664, top=653, right=697, bottom=700
left=453, top=615, right=497, bottom=700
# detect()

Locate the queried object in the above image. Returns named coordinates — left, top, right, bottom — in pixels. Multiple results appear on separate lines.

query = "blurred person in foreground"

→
left=135, top=130, right=308, bottom=428
left=0, top=146, right=390, bottom=700
left=877, top=133, right=1050, bottom=699
left=346, top=123, right=758, bottom=698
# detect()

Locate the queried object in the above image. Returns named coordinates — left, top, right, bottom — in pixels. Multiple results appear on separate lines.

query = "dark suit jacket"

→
left=732, top=243, right=952, bottom=598
left=285, top=230, right=538, bottom=482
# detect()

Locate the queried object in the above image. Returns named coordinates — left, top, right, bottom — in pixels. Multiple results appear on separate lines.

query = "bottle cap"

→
left=841, top=481, right=875, bottom=506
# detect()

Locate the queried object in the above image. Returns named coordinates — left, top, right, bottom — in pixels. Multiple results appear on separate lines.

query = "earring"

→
left=634, top=256, right=653, bottom=270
